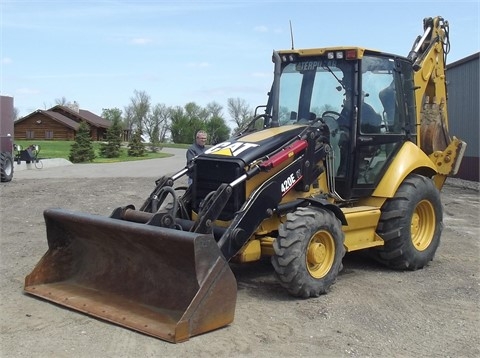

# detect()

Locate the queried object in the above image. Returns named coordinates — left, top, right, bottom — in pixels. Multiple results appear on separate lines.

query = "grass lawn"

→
left=14, top=140, right=189, bottom=163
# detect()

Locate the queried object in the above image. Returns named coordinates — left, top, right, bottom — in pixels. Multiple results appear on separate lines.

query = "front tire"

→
left=272, top=207, right=345, bottom=298
left=0, top=152, right=14, bottom=182
left=374, top=174, right=442, bottom=270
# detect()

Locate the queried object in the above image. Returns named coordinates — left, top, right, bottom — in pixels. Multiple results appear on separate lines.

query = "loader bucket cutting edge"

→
left=24, top=208, right=237, bottom=343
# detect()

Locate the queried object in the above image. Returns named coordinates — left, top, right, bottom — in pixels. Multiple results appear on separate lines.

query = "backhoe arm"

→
left=408, top=16, right=466, bottom=184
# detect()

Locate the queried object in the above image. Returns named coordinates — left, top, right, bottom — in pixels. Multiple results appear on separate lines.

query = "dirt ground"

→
left=0, top=158, right=479, bottom=357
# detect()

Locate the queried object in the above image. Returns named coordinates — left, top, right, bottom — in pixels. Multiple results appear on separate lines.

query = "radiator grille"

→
left=193, top=157, right=246, bottom=221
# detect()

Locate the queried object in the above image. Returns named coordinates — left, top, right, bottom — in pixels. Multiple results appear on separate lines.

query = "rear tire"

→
left=272, top=207, right=345, bottom=298
left=374, top=174, right=442, bottom=270
left=0, top=152, right=14, bottom=182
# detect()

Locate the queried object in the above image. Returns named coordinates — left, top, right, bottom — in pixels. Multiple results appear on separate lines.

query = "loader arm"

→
left=140, top=168, right=188, bottom=213
left=217, top=127, right=327, bottom=260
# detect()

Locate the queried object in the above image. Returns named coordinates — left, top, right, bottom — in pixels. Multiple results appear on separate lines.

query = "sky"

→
left=1, top=0, right=479, bottom=121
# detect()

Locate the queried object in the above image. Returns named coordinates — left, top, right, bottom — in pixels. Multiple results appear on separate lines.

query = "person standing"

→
left=186, top=130, right=207, bottom=185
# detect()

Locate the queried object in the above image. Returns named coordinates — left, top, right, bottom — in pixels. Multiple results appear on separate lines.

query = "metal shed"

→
left=446, top=52, right=479, bottom=181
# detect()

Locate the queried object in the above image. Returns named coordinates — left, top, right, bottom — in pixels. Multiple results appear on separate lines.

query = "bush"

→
left=127, top=129, right=145, bottom=157
left=69, top=121, right=96, bottom=163
left=100, top=116, right=123, bottom=158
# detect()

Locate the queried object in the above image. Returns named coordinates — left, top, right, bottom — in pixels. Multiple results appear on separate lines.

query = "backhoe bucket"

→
left=24, top=208, right=237, bottom=343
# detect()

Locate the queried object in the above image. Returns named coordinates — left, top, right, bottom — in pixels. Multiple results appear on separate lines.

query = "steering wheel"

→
left=321, top=110, right=346, bottom=122
left=322, top=110, right=350, bottom=131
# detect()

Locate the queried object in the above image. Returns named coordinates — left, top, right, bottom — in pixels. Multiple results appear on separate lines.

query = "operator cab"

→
left=267, top=48, right=417, bottom=200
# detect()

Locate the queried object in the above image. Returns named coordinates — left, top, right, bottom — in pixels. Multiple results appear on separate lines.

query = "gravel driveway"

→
left=1, top=148, right=478, bottom=357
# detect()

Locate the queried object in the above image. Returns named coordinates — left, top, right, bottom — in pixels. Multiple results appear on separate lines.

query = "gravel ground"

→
left=446, top=176, right=480, bottom=191
left=0, top=152, right=478, bottom=357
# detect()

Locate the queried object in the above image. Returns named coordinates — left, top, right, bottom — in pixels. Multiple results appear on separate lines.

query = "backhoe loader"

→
left=25, top=16, right=466, bottom=343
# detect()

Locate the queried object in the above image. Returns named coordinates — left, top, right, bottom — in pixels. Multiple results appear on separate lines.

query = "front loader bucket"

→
left=24, top=208, right=237, bottom=343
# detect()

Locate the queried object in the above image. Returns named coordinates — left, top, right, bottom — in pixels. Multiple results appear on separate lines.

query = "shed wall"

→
left=446, top=53, right=479, bottom=181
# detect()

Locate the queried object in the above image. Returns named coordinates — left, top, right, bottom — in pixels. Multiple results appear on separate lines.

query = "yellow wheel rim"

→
left=306, top=230, right=335, bottom=279
left=411, top=199, right=435, bottom=251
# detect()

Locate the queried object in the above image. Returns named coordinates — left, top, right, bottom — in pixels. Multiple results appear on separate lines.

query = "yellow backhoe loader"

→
left=25, top=16, right=466, bottom=343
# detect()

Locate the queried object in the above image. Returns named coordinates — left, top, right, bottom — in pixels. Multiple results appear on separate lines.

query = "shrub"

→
left=100, top=116, right=123, bottom=158
left=69, top=121, right=96, bottom=163
left=127, top=129, right=145, bottom=157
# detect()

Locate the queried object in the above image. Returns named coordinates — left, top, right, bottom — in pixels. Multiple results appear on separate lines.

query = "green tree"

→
left=127, top=128, right=145, bottom=157
left=169, top=102, right=231, bottom=144
left=205, top=101, right=230, bottom=143
left=169, top=106, right=201, bottom=144
left=206, top=115, right=230, bottom=144
left=150, top=123, right=160, bottom=152
left=69, top=120, right=95, bottom=163
left=100, top=108, right=124, bottom=158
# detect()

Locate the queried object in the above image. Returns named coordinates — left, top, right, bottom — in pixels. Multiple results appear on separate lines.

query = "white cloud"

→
left=254, top=25, right=268, bottom=33
left=130, top=38, right=152, bottom=45
left=2, top=57, right=13, bottom=64
left=187, top=62, right=210, bottom=68
left=17, top=88, right=40, bottom=95
left=24, top=73, right=133, bottom=80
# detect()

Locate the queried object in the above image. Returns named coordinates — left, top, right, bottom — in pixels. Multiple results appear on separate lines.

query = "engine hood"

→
left=203, top=124, right=307, bottom=164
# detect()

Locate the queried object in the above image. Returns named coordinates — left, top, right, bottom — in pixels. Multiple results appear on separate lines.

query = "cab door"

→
left=349, top=55, right=416, bottom=199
